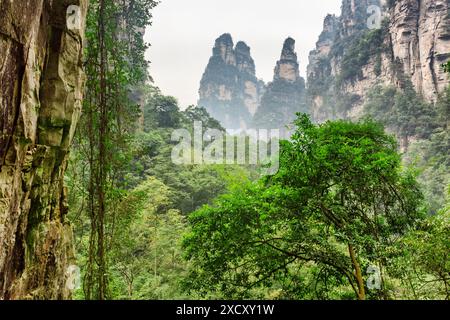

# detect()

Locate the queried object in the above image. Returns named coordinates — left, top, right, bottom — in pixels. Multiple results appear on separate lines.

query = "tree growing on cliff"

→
left=364, top=84, right=437, bottom=149
left=71, top=0, right=157, bottom=299
left=443, top=61, right=450, bottom=73
left=183, top=115, right=425, bottom=300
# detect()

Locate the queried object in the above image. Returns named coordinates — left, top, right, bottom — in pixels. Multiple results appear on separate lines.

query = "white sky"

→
left=145, top=0, right=342, bottom=109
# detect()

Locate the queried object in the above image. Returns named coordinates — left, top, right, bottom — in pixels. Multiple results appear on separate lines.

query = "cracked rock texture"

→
left=307, top=0, right=450, bottom=121
left=0, top=0, right=87, bottom=299
left=390, top=0, right=450, bottom=101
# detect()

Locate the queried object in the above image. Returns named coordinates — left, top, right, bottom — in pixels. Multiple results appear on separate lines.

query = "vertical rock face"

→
left=308, top=14, right=339, bottom=64
left=339, top=0, right=383, bottom=37
left=253, top=38, right=307, bottom=132
left=198, top=34, right=263, bottom=129
left=307, top=0, right=450, bottom=122
left=390, top=0, right=450, bottom=101
left=274, top=38, right=301, bottom=82
left=0, top=0, right=87, bottom=299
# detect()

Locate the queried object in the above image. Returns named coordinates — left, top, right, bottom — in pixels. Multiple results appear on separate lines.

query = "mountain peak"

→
left=235, top=41, right=251, bottom=55
left=213, top=33, right=236, bottom=65
left=281, top=37, right=297, bottom=61
left=215, top=33, right=233, bottom=46
left=275, top=38, right=300, bottom=82
left=235, top=41, right=255, bottom=75
left=199, top=34, right=262, bottom=129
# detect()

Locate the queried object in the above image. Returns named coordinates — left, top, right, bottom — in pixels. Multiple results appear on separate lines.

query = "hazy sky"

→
left=145, top=0, right=342, bottom=109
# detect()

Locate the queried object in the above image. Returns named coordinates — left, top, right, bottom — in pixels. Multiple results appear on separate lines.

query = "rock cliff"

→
left=199, top=35, right=307, bottom=132
left=253, top=38, right=307, bottom=132
left=390, top=0, right=450, bottom=101
left=198, top=34, right=264, bottom=129
left=0, top=0, right=87, bottom=299
left=307, top=0, right=450, bottom=122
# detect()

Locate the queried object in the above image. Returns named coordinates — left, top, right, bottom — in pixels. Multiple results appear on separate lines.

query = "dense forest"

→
left=0, top=0, right=448, bottom=301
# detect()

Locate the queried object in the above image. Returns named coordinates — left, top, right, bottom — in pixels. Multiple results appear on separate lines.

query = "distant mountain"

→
left=198, top=34, right=307, bottom=133
left=198, top=0, right=450, bottom=136
left=198, top=34, right=264, bottom=129
left=253, top=38, right=307, bottom=131
left=307, top=0, right=450, bottom=122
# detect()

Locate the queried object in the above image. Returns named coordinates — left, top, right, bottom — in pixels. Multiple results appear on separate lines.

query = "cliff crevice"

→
left=0, top=0, right=87, bottom=300
left=307, top=0, right=450, bottom=121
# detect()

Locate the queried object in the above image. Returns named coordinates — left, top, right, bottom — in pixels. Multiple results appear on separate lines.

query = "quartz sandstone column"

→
left=0, top=0, right=87, bottom=299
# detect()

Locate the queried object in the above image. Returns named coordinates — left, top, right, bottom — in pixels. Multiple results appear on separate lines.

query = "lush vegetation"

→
left=183, top=115, right=447, bottom=300
left=64, top=2, right=449, bottom=301
left=334, top=23, right=388, bottom=86
left=364, top=84, right=449, bottom=214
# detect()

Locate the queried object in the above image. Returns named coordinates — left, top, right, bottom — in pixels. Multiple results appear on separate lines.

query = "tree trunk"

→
left=348, top=243, right=366, bottom=300
left=97, top=0, right=108, bottom=300
left=0, top=0, right=87, bottom=299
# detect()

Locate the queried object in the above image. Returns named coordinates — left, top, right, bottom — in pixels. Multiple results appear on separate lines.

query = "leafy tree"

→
left=144, top=89, right=182, bottom=129
left=403, top=86, right=450, bottom=214
left=128, top=125, right=233, bottom=214
left=181, top=105, right=224, bottom=132
left=108, top=177, right=190, bottom=299
left=435, top=85, right=450, bottom=129
left=68, top=0, right=157, bottom=299
left=390, top=189, right=450, bottom=299
left=364, top=84, right=436, bottom=149
left=405, top=133, right=450, bottom=214
left=183, top=115, right=425, bottom=300
left=131, top=90, right=258, bottom=214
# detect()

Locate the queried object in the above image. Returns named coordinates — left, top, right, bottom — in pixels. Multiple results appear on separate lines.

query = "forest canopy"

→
left=1, top=0, right=448, bottom=302
left=66, top=1, right=449, bottom=301
left=183, top=115, right=438, bottom=300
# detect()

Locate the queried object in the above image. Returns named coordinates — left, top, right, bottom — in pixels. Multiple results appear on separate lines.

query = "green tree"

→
left=68, top=0, right=157, bottom=299
left=402, top=86, right=450, bottom=214
left=181, top=105, right=224, bottom=132
left=108, top=177, right=190, bottom=299
left=183, top=115, right=425, bottom=300
left=390, top=189, right=450, bottom=299
left=364, top=84, right=436, bottom=149
left=144, top=89, right=181, bottom=129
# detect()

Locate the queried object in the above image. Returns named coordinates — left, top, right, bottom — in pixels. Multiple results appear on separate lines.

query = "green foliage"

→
left=405, top=132, right=449, bottom=214
left=365, top=85, right=449, bottom=214
left=108, top=177, right=190, bottom=299
left=68, top=0, right=157, bottom=299
left=334, top=23, right=388, bottom=87
left=389, top=191, right=450, bottom=299
left=68, top=1, right=448, bottom=300
left=183, top=115, right=425, bottom=299
left=364, top=84, right=437, bottom=148
left=128, top=131, right=232, bottom=213
left=443, top=61, right=450, bottom=73
left=126, top=89, right=246, bottom=213
left=70, top=80, right=257, bottom=299
left=143, top=88, right=181, bottom=129
left=182, top=105, right=224, bottom=132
